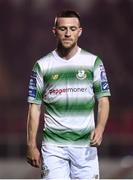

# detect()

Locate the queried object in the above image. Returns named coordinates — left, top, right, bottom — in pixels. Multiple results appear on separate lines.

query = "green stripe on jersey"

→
left=44, top=98, right=95, bottom=116
left=33, top=63, right=44, bottom=102
left=94, top=57, right=102, bottom=70
left=43, top=127, right=92, bottom=146
left=44, top=67, right=93, bottom=83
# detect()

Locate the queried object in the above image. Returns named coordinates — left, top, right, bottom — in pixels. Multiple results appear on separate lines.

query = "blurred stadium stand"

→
left=0, top=0, right=133, bottom=178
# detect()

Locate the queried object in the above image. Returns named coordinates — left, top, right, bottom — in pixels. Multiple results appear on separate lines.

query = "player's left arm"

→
left=90, top=96, right=110, bottom=146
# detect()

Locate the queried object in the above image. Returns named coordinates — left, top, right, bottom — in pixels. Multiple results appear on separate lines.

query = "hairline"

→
left=54, top=17, right=81, bottom=27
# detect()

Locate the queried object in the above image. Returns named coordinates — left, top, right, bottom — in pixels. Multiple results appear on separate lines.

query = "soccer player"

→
left=26, top=10, right=111, bottom=179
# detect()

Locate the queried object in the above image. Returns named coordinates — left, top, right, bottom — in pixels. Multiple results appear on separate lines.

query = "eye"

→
left=58, top=27, right=66, bottom=31
left=70, top=27, right=77, bottom=31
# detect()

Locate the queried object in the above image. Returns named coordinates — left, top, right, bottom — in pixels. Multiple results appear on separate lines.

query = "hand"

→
left=27, top=146, right=42, bottom=168
left=90, top=127, right=104, bottom=147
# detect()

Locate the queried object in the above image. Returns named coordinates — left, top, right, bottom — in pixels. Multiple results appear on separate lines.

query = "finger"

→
left=35, top=159, right=41, bottom=168
left=90, top=133, right=98, bottom=144
left=91, top=136, right=102, bottom=146
left=32, top=160, right=40, bottom=168
left=90, top=130, right=95, bottom=141
left=30, top=160, right=39, bottom=168
left=97, top=137, right=103, bottom=146
left=27, top=159, right=36, bottom=167
left=27, top=158, right=39, bottom=168
left=27, top=158, right=32, bottom=165
left=90, top=135, right=99, bottom=145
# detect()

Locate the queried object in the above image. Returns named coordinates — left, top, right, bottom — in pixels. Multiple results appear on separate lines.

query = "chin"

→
left=62, top=43, right=75, bottom=49
left=63, top=45, right=72, bottom=49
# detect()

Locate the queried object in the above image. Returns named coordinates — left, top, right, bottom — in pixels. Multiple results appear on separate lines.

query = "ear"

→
left=78, top=28, right=82, bottom=37
left=52, top=27, right=57, bottom=36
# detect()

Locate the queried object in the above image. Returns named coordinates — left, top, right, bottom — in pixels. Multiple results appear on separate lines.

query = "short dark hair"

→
left=54, top=10, right=81, bottom=27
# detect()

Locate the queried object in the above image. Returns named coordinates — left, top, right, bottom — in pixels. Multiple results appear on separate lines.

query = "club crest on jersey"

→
left=51, top=74, right=59, bottom=80
left=76, top=70, right=87, bottom=80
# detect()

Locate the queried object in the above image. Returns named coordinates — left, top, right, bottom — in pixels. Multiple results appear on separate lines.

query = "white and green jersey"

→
left=28, top=47, right=111, bottom=147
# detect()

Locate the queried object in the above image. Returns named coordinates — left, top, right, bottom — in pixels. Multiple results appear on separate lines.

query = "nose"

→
left=65, top=28, right=71, bottom=37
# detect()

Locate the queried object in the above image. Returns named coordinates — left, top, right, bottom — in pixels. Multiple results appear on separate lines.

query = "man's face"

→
left=53, top=17, right=82, bottom=49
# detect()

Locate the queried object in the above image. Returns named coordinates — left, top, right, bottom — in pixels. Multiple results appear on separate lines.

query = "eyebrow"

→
left=57, top=25, right=79, bottom=28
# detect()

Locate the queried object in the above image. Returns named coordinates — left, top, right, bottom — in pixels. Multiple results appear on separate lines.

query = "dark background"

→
left=0, top=0, right=133, bottom=178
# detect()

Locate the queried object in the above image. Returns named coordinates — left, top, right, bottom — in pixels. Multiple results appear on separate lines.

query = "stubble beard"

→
left=59, top=40, right=77, bottom=50
left=57, top=40, right=78, bottom=58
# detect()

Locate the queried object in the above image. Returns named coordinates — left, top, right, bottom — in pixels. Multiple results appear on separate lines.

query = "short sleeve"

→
left=93, top=57, right=111, bottom=99
left=27, top=62, right=44, bottom=104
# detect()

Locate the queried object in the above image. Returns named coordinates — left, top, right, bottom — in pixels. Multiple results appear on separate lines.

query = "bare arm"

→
left=27, top=103, right=42, bottom=168
left=90, top=96, right=110, bottom=146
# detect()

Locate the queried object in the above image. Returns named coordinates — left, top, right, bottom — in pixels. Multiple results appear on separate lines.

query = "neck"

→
left=56, top=44, right=79, bottom=60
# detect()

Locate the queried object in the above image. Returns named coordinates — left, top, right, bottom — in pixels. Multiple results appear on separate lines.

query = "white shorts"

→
left=41, top=145, right=99, bottom=179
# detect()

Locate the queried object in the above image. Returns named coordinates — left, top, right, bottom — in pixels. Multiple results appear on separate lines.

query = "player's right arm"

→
left=26, top=103, right=42, bottom=168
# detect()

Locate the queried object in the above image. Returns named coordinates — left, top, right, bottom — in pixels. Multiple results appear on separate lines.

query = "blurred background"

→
left=0, top=0, right=133, bottom=178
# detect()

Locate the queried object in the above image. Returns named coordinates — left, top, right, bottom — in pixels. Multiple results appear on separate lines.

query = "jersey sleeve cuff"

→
left=27, top=98, right=42, bottom=105
left=96, top=92, right=111, bottom=99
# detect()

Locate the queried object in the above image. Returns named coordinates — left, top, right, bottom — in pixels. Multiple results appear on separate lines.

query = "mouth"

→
left=63, top=39, right=73, bottom=42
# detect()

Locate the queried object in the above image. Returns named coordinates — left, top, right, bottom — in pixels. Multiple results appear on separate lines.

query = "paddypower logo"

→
left=49, top=87, right=88, bottom=95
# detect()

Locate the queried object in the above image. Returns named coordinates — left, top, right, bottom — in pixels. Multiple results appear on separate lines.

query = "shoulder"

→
left=37, top=51, right=54, bottom=65
left=32, top=51, right=54, bottom=74
left=80, top=48, right=100, bottom=66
